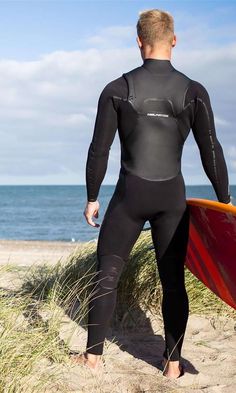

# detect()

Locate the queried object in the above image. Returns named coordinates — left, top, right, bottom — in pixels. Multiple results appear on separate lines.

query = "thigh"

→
left=150, top=204, right=190, bottom=259
left=150, top=205, right=190, bottom=290
left=148, top=171, right=189, bottom=262
left=97, top=180, right=146, bottom=262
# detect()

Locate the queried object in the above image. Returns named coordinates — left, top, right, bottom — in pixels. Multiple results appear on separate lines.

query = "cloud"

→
left=214, top=117, right=231, bottom=127
left=0, top=18, right=235, bottom=186
left=86, top=26, right=136, bottom=48
left=227, top=146, right=236, bottom=172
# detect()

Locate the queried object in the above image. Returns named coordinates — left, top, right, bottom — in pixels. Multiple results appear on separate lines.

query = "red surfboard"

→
left=186, top=198, right=236, bottom=310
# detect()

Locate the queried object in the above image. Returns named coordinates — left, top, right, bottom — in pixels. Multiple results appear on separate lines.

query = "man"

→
left=71, top=9, right=232, bottom=378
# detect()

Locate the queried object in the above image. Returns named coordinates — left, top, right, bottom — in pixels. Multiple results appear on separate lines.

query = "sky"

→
left=0, top=0, right=235, bottom=186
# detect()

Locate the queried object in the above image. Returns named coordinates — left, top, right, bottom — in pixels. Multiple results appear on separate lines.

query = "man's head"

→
left=136, top=9, right=176, bottom=59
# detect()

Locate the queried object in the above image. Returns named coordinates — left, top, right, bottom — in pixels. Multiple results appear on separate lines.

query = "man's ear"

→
left=172, top=34, right=177, bottom=47
left=136, top=35, right=142, bottom=49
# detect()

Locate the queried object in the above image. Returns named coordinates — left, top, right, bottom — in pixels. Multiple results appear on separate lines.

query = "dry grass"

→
left=0, top=230, right=235, bottom=391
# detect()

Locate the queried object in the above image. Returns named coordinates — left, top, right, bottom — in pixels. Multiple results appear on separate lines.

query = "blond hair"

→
left=136, top=9, right=174, bottom=47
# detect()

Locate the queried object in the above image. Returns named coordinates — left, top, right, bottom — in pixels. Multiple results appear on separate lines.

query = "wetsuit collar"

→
left=142, top=58, right=175, bottom=74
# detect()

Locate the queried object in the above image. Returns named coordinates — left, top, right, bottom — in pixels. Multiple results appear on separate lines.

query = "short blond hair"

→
left=136, top=9, right=174, bottom=47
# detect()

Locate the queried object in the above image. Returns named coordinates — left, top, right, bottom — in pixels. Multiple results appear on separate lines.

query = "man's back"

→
left=116, top=59, right=192, bottom=181
left=86, top=58, right=231, bottom=204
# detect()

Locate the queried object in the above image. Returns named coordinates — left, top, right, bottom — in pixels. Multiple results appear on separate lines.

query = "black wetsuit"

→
left=85, top=59, right=231, bottom=361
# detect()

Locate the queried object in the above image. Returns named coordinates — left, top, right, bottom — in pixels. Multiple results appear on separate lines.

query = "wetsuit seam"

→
left=112, top=95, right=127, bottom=101
left=174, top=82, right=195, bottom=140
left=98, top=253, right=124, bottom=261
left=182, top=80, right=192, bottom=111
left=196, top=97, right=219, bottom=187
left=112, top=95, right=128, bottom=112
left=174, top=81, right=195, bottom=118
left=143, top=97, right=176, bottom=117
left=177, top=100, right=195, bottom=115
left=175, top=100, right=195, bottom=139
left=123, top=167, right=181, bottom=182
left=122, top=72, right=136, bottom=101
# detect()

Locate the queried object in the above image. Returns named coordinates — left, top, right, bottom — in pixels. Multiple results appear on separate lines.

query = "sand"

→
left=0, top=239, right=80, bottom=266
left=0, top=239, right=235, bottom=392
left=60, top=309, right=236, bottom=393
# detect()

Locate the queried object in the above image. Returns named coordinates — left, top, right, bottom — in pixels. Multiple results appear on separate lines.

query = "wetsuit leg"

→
left=86, top=172, right=146, bottom=355
left=150, top=202, right=190, bottom=361
left=86, top=170, right=190, bottom=360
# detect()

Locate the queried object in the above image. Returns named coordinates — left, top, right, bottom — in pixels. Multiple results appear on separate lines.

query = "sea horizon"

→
left=0, top=184, right=235, bottom=243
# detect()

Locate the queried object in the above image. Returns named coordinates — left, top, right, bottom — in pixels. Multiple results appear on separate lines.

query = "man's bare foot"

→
left=69, top=351, right=104, bottom=371
left=162, top=358, right=184, bottom=379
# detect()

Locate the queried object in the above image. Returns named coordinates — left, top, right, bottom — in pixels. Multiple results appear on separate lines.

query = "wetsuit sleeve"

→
left=85, top=84, right=118, bottom=202
left=190, top=81, right=231, bottom=204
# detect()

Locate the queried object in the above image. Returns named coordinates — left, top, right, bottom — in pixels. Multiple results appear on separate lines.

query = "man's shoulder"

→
left=186, top=78, right=210, bottom=99
left=168, top=67, right=208, bottom=92
left=100, top=75, right=128, bottom=100
left=181, top=76, right=211, bottom=109
left=104, top=64, right=142, bottom=87
left=99, top=65, right=143, bottom=101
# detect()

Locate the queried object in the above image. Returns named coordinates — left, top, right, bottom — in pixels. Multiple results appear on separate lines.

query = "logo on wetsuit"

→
left=147, top=113, right=169, bottom=117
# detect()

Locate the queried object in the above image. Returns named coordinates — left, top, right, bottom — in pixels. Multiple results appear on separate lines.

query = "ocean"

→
left=0, top=185, right=235, bottom=243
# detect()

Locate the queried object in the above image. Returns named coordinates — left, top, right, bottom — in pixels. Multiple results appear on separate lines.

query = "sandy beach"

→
left=0, top=239, right=235, bottom=392
left=0, top=239, right=81, bottom=291
left=0, top=239, right=81, bottom=266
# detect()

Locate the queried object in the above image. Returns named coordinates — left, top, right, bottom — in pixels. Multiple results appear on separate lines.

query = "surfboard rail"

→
left=187, top=197, right=236, bottom=214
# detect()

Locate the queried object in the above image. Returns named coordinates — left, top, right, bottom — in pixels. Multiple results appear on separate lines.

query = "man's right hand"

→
left=83, top=200, right=100, bottom=227
left=226, top=199, right=233, bottom=205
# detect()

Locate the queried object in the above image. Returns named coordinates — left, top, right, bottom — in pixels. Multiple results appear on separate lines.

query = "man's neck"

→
left=141, top=46, right=172, bottom=61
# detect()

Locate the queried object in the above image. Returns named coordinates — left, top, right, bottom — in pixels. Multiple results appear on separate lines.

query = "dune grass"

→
left=21, top=229, right=236, bottom=319
left=0, top=229, right=235, bottom=391
left=0, top=266, right=73, bottom=392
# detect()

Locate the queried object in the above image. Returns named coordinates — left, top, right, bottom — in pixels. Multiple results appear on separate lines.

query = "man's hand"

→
left=226, top=196, right=234, bottom=205
left=83, top=200, right=100, bottom=227
left=225, top=198, right=233, bottom=205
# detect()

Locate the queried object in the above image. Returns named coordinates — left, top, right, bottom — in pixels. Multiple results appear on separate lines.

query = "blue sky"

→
left=0, top=0, right=235, bottom=187
left=1, top=0, right=236, bottom=59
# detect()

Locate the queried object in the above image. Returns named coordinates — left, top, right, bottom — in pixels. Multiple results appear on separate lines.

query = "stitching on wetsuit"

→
left=196, top=97, right=219, bottom=186
left=180, top=88, right=219, bottom=186
left=112, top=95, right=128, bottom=101
left=122, top=72, right=139, bottom=111
left=172, top=80, right=195, bottom=118
left=182, top=80, right=192, bottom=111
left=122, top=72, right=136, bottom=101
left=124, top=167, right=181, bottom=182
left=143, top=97, right=176, bottom=117
left=174, top=81, right=195, bottom=117
left=98, top=253, right=124, bottom=261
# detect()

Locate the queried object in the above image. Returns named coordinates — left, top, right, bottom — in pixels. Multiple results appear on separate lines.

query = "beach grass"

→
left=0, top=230, right=235, bottom=391
left=0, top=266, right=73, bottom=392
left=21, top=229, right=236, bottom=320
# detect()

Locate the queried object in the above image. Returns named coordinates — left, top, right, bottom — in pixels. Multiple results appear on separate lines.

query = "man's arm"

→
left=190, top=80, right=231, bottom=204
left=85, top=82, right=118, bottom=202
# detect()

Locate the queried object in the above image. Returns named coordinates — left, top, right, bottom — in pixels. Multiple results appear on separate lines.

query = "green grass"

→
left=20, top=230, right=236, bottom=322
left=0, top=230, right=235, bottom=391
left=0, top=262, right=89, bottom=392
